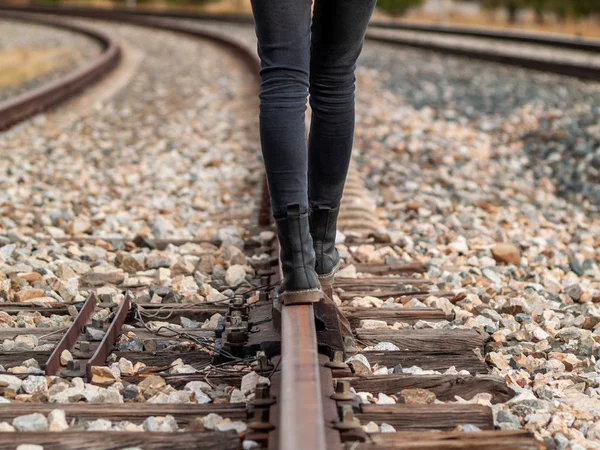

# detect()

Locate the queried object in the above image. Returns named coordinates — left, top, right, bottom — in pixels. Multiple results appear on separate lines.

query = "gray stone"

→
left=0, top=374, right=23, bottom=391
left=87, top=419, right=112, bottom=431
left=21, top=376, right=48, bottom=395
left=85, top=327, right=106, bottom=341
left=496, top=410, right=521, bottom=430
left=14, top=335, right=38, bottom=351
left=12, top=413, right=49, bottom=431
left=143, top=415, right=178, bottom=432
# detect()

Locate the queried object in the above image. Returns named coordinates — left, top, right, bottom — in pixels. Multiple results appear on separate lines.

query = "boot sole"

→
left=281, top=287, right=322, bottom=306
left=317, top=260, right=341, bottom=286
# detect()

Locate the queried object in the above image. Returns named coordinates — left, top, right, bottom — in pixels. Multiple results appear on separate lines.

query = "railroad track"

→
left=0, top=7, right=579, bottom=450
left=0, top=12, right=121, bottom=130
left=2, top=4, right=600, bottom=79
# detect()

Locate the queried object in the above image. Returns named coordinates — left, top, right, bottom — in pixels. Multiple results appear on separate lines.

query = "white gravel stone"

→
left=12, top=413, right=48, bottom=431
left=48, top=409, right=69, bottom=431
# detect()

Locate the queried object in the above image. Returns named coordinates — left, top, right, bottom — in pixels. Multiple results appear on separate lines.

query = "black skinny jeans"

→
left=250, top=0, right=377, bottom=219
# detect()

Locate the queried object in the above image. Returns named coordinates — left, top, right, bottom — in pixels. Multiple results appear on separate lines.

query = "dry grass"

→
left=203, top=0, right=600, bottom=39
left=50, top=0, right=600, bottom=38
left=0, top=47, right=69, bottom=88
left=203, top=0, right=251, bottom=13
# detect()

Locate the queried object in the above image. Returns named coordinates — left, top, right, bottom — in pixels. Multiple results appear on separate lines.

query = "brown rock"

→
left=348, top=360, right=372, bottom=377
left=15, top=289, right=45, bottom=302
left=81, top=272, right=126, bottom=287
left=138, top=375, right=166, bottom=390
left=551, top=353, right=581, bottom=371
left=117, top=254, right=144, bottom=273
left=491, top=243, right=521, bottom=265
left=398, top=388, right=436, bottom=405
left=22, top=297, right=58, bottom=304
left=90, top=366, right=120, bottom=386
left=486, top=352, right=511, bottom=370
left=16, top=272, right=42, bottom=282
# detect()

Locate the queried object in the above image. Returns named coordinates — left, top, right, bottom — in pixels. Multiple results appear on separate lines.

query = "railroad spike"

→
left=333, top=405, right=361, bottom=431
left=324, top=350, right=349, bottom=369
left=247, top=407, right=275, bottom=431
left=251, top=382, right=276, bottom=407
left=250, top=351, right=274, bottom=375
left=330, top=380, right=356, bottom=401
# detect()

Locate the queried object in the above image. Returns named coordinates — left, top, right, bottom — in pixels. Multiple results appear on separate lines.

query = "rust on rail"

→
left=45, top=293, right=98, bottom=376
left=86, top=292, right=131, bottom=380
left=278, top=304, right=329, bottom=450
left=0, top=12, right=121, bottom=130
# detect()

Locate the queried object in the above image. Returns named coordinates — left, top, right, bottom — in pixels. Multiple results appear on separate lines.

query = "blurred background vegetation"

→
left=15, top=0, right=600, bottom=36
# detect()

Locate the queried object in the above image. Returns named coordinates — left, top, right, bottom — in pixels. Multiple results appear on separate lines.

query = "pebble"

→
left=380, top=423, right=396, bottom=433
left=359, top=319, right=389, bottom=329
left=12, top=413, right=48, bottom=431
left=143, top=415, right=179, bottom=432
left=90, top=366, right=120, bottom=386
left=224, top=265, right=247, bottom=286
left=364, top=421, right=380, bottom=433
left=491, top=243, right=521, bottom=266
left=0, top=374, right=23, bottom=392
left=87, top=419, right=112, bottom=431
left=60, top=350, right=73, bottom=367
left=48, top=409, right=69, bottom=431
left=21, top=376, right=48, bottom=395
left=398, top=388, right=436, bottom=405
left=240, top=371, right=269, bottom=396
left=0, top=422, right=14, bottom=431
left=376, top=393, right=396, bottom=405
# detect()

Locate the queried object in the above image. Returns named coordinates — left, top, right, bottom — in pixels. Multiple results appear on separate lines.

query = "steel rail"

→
left=0, top=12, right=121, bottom=130
left=365, top=30, right=600, bottom=80
left=86, top=292, right=131, bottom=380
left=369, top=19, right=600, bottom=52
left=278, top=305, right=327, bottom=450
left=3, top=3, right=600, bottom=53
left=45, top=293, right=98, bottom=376
left=4, top=4, right=600, bottom=81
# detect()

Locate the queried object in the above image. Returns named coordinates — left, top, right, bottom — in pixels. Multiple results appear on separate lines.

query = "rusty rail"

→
left=45, top=293, right=98, bottom=376
left=4, top=4, right=600, bottom=80
left=279, top=304, right=330, bottom=450
left=0, top=12, right=121, bottom=130
left=5, top=3, right=600, bottom=53
left=86, top=292, right=131, bottom=380
left=0, top=7, right=339, bottom=448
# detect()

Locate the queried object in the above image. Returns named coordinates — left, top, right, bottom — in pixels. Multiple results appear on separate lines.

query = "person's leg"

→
left=307, top=0, right=377, bottom=209
left=308, top=0, right=377, bottom=284
left=250, top=0, right=313, bottom=219
left=250, top=0, right=321, bottom=304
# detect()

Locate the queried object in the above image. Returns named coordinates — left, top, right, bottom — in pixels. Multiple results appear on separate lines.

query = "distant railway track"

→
left=0, top=6, right=564, bottom=449
left=0, top=12, right=121, bottom=130
left=2, top=3, right=600, bottom=80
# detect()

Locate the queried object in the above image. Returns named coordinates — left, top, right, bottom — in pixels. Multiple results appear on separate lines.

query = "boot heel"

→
left=281, top=287, right=322, bottom=305
left=318, top=260, right=341, bottom=286
left=310, top=205, right=341, bottom=286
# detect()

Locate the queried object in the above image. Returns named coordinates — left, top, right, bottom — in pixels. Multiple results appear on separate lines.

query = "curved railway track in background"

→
left=1, top=3, right=600, bottom=79
left=0, top=12, right=121, bottom=130
left=0, top=5, right=596, bottom=449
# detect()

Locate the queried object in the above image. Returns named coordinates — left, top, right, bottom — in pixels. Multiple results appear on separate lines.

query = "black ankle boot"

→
left=309, top=205, right=341, bottom=286
left=276, top=204, right=322, bottom=305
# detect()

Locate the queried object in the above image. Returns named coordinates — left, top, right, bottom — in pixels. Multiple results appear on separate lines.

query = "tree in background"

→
left=377, top=0, right=425, bottom=17
left=481, top=0, right=524, bottom=23
left=528, top=0, right=548, bottom=23
left=472, top=0, right=600, bottom=22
